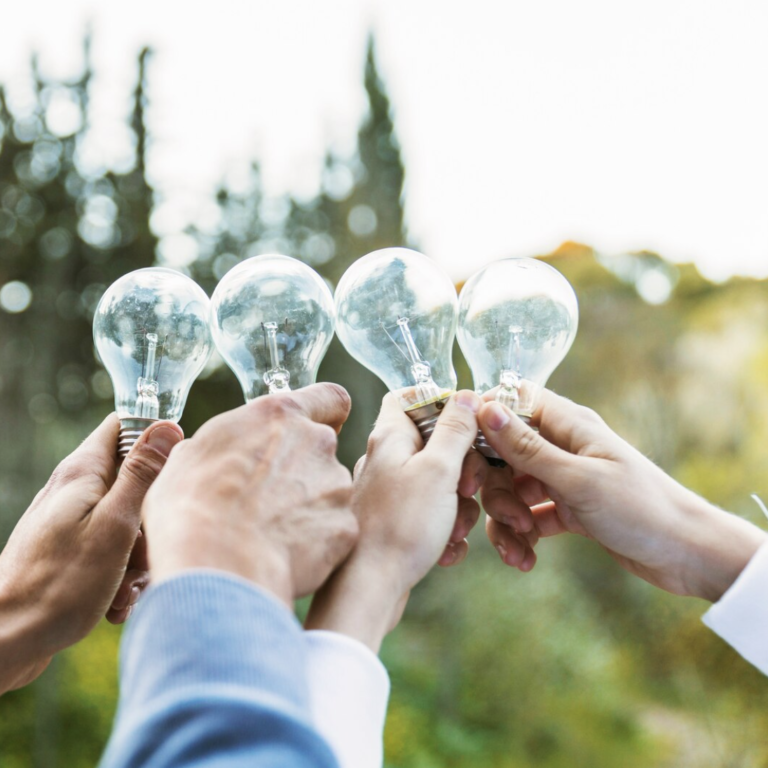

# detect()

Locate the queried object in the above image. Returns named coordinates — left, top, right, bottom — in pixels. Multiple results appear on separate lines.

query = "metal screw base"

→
left=118, top=417, right=158, bottom=458
left=474, top=430, right=507, bottom=467
left=405, top=396, right=450, bottom=444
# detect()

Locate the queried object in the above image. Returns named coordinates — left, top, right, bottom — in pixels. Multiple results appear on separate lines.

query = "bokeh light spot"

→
left=28, top=393, right=58, bottom=424
left=0, top=281, right=33, bottom=313
left=347, top=204, right=377, bottom=237
left=157, top=233, right=199, bottom=268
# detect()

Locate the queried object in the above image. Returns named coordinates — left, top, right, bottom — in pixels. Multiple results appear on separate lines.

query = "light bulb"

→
left=457, top=257, right=578, bottom=463
left=93, top=267, right=214, bottom=457
left=210, top=254, right=335, bottom=400
left=335, top=247, right=458, bottom=440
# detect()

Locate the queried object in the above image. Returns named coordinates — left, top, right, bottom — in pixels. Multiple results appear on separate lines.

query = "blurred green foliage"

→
left=1, top=35, right=767, bottom=768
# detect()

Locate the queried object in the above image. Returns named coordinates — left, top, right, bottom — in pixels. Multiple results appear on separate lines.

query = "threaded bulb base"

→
left=405, top=397, right=450, bottom=444
left=118, top=417, right=158, bottom=458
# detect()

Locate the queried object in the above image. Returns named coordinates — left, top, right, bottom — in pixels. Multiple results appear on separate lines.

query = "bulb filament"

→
left=382, top=316, right=441, bottom=405
left=497, top=324, right=523, bottom=409
left=136, top=332, right=162, bottom=419
left=262, top=321, right=291, bottom=394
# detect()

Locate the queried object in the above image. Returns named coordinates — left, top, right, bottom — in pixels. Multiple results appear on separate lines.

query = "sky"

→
left=1, top=0, right=766, bottom=283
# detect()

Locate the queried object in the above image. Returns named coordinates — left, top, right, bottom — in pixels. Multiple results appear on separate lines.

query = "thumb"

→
left=478, top=401, right=577, bottom=486
left=93, top=422, right=184, bottom=541
left=420, top=391, right=481, bottom=475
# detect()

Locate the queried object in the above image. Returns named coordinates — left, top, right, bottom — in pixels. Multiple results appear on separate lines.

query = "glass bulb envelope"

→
left=335, top=247, right=458, bottom=433
left=93, top=267, right=213, bottom=455
left=210, top=254, right=335, bottom=400
left=457, top=257, right=578, bottom=420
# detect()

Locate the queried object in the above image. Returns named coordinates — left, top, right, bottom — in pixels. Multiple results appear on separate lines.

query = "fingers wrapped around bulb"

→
left=438, top=495, right=481, bottom=567
left=107, top=527, right=150, bottom=624
left=437, top=450, right=487, bottom=568
left=480, top=464, right=535, bottom=534
left=486, top=516, right=538, bottom=571
left=480, top=466, right=548, bottom=571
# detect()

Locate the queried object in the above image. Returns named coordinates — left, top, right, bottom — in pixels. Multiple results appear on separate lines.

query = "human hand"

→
left=0, top=414, right=183, bottom=694
left=305, top=390, right=481, bottom=652
left=477, top=390, right=767, bottom=601
left=142, top=383, right=358, bottom=606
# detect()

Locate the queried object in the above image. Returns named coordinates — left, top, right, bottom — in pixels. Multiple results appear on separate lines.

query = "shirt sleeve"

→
left=702, top=539, right=768, bottom=675
left=100, top=570, right=339, bottom=768
left=305, top=630, right=391, bottom=768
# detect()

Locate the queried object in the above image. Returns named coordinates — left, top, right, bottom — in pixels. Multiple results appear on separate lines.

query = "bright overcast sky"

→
left=1, top=0, right=767, bottom=282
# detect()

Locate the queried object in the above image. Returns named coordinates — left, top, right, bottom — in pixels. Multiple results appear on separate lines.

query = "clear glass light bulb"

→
left=457, top=257, right=578, bottom=462
left=93, top=267, right=214, bottom=456
left=335, top=247, right=458, bottom=440
left=210, top=254, right=335, bottom=401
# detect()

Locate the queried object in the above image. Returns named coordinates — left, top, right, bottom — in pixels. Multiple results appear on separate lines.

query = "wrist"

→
left=0, top=578, right=45, bottom=693
left=680, top=494, right=768, bottom=602
left=305, top=556, right=408, bottom=653
left=148, top=527, right=294, bottom=608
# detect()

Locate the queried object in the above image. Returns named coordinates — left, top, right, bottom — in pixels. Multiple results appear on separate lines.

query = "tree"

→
left=0, top=40, right=156, bottom=540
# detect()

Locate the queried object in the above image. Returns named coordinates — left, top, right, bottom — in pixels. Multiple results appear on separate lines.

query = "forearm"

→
left=0, top=580, right=50, bottom=694
left=306, top=559, right=406, bottom=654
left=101, top=570, right=338, bottom=768
left=677, top=493, right=768, bottom=602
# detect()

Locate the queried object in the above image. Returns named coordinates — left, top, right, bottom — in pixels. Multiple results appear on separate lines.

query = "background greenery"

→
left=0, top=36, right=766, bottom=768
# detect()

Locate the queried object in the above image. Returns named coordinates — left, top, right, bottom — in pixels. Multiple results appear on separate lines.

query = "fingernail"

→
left=496, top=543, right=507, bottom=561
left=455, top=391, right=480, bottom=414
left=502, top=516, right=516, bottom=529
left=147, top=426, right=182, bottom=458
left=485, top=402, right=510, bottom=432
left=129, top=586, right=141, bottom=606
left=126, top=605, right=134, bottom=620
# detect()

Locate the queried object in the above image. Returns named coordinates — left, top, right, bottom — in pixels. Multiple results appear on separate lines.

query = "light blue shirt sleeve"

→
left=100, top=570, right=339, bottom=768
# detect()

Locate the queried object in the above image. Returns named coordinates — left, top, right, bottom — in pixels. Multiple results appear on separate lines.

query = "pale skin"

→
left=476, top=390, right=768, bottom=602
left=308, top=387, right=766, bottom=654
left=142, top=383, right=359, bottom=606
left=306, top=390, right=489, bottom=652
left=0, top=415, right=183, bottom=694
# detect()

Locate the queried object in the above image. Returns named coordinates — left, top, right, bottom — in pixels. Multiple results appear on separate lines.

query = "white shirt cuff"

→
left=305, top=630, right=390, bottom=768
left=702, top=538, right=768, bottom=675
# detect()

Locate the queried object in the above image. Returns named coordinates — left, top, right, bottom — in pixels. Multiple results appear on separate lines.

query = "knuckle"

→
left=353, top=454, right=367, bottom=479
left=331, top=463, right=353, bottom=497
left=438, top=415, right=474, bottom=441
left=170, top=440, right=191, bottom=460
left=48, top=453, right=110, bottom=498
left=121, top=448, right=165, bottom=489
left=49, top=454, right=90, bottom=487
left=516, top=426, right=544, bottom=460
left=255, top=396, right=297, bottom=422
left=480, top=491, right=505, bottom=519
left=365, top=429, right=382, bottom=457
left=577, top=405, right=604, bottom=426
left=313, top=423, right=339, bottom=454
left=320, top=382, right=351, bottom=417
left=335, top=510, right=359, bottom=551
left=419, top=451, right=455, bottom=481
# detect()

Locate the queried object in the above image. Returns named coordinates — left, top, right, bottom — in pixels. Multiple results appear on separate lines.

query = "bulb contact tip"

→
left=118, top=417, right=159, bottom=458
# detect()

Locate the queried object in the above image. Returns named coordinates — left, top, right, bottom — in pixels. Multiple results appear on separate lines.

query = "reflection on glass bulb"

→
left=93, top=267, right=214, bottom=456
left=210, top=254, right=335, bottom=401
left=457, top=257, right=578, bottom=463
left=335, top=247, right=458, bottom=440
